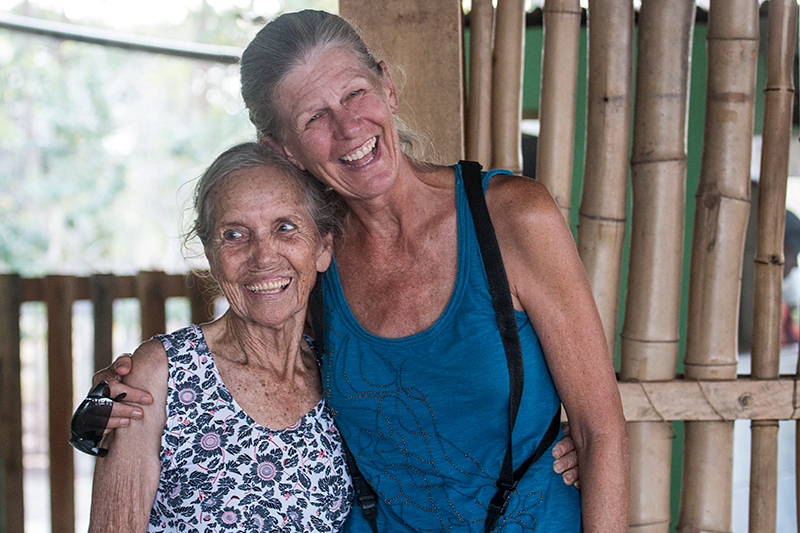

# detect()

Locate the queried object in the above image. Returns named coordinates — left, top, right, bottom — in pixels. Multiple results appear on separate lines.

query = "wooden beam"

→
left=619, top=377, right=800, bottom=422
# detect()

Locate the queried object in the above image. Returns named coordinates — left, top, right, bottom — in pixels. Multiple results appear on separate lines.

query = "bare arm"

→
left=487, top=175, right=629, bottom=531
left=89, top=340, right=168, bottom=532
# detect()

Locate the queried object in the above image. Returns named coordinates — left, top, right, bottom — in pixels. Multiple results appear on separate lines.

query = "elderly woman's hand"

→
left=91, top=355, right=153, bottom=432
left=552, top=423, right=580, bottom=489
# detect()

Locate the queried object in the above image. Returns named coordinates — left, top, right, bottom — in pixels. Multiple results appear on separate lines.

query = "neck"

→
left=340, top=160, right=452, bottom=245
left=203, top=311, right=312, bottom=379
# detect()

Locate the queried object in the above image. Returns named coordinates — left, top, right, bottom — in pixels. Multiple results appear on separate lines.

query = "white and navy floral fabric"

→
left=148, top=325, right=352, bottom=532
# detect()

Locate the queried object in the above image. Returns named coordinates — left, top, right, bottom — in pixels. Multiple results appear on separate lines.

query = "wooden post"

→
left=577, top=0, right=633, bottom=357
left=490, top=0, right=525, bottom=173
left=90, top=273, right=115, bottom=372
left=750, top=1, right=798, bottom=531
left=136, top=270, right=167, bottom=341
left=620, top=1, right=695, bottom=531
left=339, top=0, right=465, bottom=164
left=0, top=274, right=23, bottom=533
left=45, top=275, right=75, bottom=533
left=678, top=1, right=759, bottom=531
left=536, top=0, right=582, bottom=221
left=465, top=0, right=494, bottom=166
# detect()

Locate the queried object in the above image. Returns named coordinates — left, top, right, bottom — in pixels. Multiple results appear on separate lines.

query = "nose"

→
left=332, top=106, right=361, bottom=139
left=249, top=234, right=279, bottom=268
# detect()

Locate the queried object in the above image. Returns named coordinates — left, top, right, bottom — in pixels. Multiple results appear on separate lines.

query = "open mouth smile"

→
left=340, top=136, right=377, bottom=167
left=245, top=278, right=291, bottom=294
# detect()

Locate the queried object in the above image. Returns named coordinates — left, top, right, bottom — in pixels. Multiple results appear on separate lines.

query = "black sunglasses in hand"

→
left=69, top=380, right=126, bottom=457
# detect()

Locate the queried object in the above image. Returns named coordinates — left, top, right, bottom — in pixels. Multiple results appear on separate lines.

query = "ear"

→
left=378, top=61, right=399, bottom=114
left=259, top=136, right=307, bottom=171
left=315, top=233, right=334, bottom=273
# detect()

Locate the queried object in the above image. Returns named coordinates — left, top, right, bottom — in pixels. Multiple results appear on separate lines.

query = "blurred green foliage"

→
left=0, top=0, right=336, bottom=276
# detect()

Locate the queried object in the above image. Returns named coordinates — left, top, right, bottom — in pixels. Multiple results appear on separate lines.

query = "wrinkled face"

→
left=275, top=46, right=402, bottom=202
left=206, top=166, right=332, bottom=329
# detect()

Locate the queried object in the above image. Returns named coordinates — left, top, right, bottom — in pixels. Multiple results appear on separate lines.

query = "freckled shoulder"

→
left=484, top=174, right=562, bottom=229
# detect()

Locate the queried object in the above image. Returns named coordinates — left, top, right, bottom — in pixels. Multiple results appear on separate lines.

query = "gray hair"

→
left=240, top=9, right=429, bottom=159
left=186, top=142, right=341, bottom=254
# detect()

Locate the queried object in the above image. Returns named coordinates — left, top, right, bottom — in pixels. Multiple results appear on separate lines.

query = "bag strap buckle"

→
left=489, top=479, right=519, bottom=516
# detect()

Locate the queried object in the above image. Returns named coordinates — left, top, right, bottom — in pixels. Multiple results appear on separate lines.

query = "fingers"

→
left=551, top=433, right=576, bottom=460
left=552, top=431, right=580, bottom=488
left=91, top=354, right=152, bottom=405
left=106, top=380, right=153, bottom=407
left=102, top=402, right=144, bottom=434
left=91, top=354, right=133, bottom=386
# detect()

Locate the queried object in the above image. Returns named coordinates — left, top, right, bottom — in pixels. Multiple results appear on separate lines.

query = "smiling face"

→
left=206, top=165, right=332, bottom=330
left=275, top=46, right=403, bottom=202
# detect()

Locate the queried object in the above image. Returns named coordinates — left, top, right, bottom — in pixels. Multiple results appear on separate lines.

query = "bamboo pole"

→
left=678, top=1, right=759, bottom=531
left=577, top=0, right=632, bottom=357
left=45, top=275, right=76, bottom=533
left=620, top=1, right=695, bottom=531
left=465, top=0, right=494, bottom=166
left=750, top=2, right=797, bottom=531
left=536, top=0, right=581, bottom=220
left=0, top=274, right=23, bottom=533
left=490, top=0, right=525, bottom=174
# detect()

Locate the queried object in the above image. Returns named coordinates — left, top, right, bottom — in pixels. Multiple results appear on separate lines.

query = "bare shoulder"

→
left=125, top=338, right=168, bottom=390
left=484, top=174, right=567, bottom=239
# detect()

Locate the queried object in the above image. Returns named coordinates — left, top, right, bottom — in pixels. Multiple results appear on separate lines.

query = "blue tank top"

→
left=321, top=164, right=581, bottom=532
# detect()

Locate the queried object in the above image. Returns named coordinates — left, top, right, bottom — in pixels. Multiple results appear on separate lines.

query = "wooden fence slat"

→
left=45, top=275, right=75, bottom=533
left=0, top=274, right=24, bottom=533
left=137, top=271, right=168, bottom=341
left=90, top=274, right=115, bottom=373
left=187, top=272, right=217, bottom=326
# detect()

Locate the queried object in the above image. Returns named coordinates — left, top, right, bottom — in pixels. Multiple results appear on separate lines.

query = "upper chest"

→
left=334, top=210, right=459, bottom=338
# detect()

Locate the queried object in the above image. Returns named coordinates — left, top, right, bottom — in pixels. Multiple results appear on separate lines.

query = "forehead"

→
left=213, top=166, right=306, bottom=215
left=277, top=47, right=377, bottom=116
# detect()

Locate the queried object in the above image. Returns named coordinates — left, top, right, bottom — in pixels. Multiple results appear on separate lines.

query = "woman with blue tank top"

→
left=80, top=9, right=629, bottom=532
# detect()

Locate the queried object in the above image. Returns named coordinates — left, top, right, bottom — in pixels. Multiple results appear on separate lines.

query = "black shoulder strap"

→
left=458, top=160, right=561, bottom=533
left=309, top=275, right=379, bottom=533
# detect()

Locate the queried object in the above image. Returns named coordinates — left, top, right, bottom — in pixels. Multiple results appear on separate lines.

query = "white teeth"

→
left=245, top=279, right=290, bottom=293
left=341, top=137, right=376, bottom=162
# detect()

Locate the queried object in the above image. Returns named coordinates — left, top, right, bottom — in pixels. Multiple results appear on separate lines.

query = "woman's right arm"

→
left=89, top=340, right=168, bottom=532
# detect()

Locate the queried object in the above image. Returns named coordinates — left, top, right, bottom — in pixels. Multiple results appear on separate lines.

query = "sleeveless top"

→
left=148, top=325, right=353, bottom=532
left=320, top=165, right=581, bottom=532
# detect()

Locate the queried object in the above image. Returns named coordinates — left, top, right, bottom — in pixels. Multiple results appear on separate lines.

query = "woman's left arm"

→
left=487, top=175, right=630, bottom=532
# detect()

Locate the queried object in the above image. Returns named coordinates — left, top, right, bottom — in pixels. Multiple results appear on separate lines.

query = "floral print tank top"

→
left=148, top=325, right=353, bottom=532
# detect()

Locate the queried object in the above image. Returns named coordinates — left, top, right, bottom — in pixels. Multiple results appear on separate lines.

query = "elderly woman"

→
left=82, top=9, right=627, bottom=532
left=87, top=142, right=352, bottom=532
